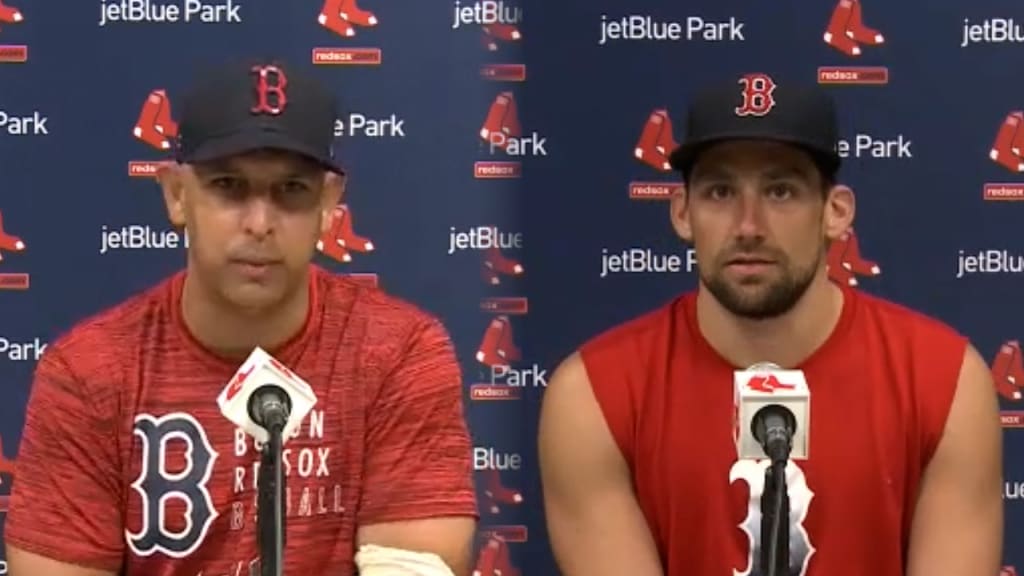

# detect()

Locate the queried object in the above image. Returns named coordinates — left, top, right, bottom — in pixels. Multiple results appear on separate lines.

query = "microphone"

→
left=217, top=346, right=318, bottom=444
left=217, top=347, right=318, bottom=576
left=733, top=362, right=810, bottom=463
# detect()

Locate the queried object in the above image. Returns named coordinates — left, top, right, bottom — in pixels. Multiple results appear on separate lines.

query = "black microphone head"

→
left=750, top=404, right=797, bottom=445
left=247, top=384, right=292, bottom=428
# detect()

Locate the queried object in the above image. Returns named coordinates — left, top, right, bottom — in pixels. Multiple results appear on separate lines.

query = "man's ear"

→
left=320, top=171, right=346, bottom=235
left=823, top=184, right=856, bottom=241
left=158, top=163, right=187, bottom=229
left=669, top=184, right=693, bottom=242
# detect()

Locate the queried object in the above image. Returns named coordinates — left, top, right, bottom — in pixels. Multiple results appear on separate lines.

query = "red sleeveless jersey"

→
left=579, top=285, right=966, bottom=576
left=5, top=266, right=478, bottom=576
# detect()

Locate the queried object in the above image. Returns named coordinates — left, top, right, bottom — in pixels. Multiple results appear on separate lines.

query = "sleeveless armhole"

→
left=915, top=323, right=969, bottom=468
left=579, top=337, right=637, bottom=469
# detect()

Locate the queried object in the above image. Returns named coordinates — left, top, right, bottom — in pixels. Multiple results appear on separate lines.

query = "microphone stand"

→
left=760, top=459, right=789, bottom=576
left=257, top=425, right=286, bottom=576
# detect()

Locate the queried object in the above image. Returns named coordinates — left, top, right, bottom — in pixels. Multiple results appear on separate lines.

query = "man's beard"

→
left=701, top=249, right=820, bottom=321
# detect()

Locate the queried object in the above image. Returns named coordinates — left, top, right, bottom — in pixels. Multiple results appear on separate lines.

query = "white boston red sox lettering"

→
left=98, top=0, right=241, bottom=26
left=729, top=459, right=816, bottom=576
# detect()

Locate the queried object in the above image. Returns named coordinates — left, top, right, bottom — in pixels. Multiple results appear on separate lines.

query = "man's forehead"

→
left=190, top=150, right=324, bottom=175
left=690, top=142, right=818, bottom=179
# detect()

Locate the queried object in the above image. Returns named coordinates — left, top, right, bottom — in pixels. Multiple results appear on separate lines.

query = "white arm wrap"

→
left=354, top=544, right=457, bottom=576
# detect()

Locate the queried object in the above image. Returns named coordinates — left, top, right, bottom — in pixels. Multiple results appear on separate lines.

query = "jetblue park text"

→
left=956, top=250, right=1024, bottom=277
left=98, top=0, right=241, bottom=26
left=599, top=15, right=745, bottom=45
left=452, top=0, right=521, bottom=29
left=961, top=18, right=1024, bottom=47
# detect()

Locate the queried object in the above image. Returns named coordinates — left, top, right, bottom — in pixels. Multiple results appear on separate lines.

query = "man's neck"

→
left=180, top=270, right=311, bottom=361
left=695, top=272, right=845, bottom=369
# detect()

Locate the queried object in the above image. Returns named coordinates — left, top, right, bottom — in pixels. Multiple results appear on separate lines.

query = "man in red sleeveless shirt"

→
left=5, top=60, right=478, bottom=576
left=538, top=73, right=1003, bottom=575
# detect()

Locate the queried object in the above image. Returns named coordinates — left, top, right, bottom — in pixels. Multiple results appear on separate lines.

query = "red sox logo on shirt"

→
left=735, top=73, right=777, bottom=118
left=126, top=413, right=220, bottom=558
left=729, top=459, right=816, bottom=576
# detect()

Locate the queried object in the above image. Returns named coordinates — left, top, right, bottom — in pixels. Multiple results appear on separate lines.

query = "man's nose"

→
left=734, top=191, right=767, bottom=238
left=241, top=195, right=276, bottom=238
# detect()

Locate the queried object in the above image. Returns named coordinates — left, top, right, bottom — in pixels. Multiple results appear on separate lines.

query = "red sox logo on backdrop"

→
left=826, top=227, right=881, bottom=287
left=129, top=70, right=378, bottom=287
left=992, top=341, right=1024, bottom=430
left=449, top=0, right=525, bottom=82
left=0, top=208, right=29, bottom=290
left=982, top=110, right=1024, bottom=201
left=313, top=0, right=382, bottom=66
left=823, top=0, right=884, bottom=57
left=817, top=0, right=888, bottom=86
left=0, top=0, right=26, bottom=64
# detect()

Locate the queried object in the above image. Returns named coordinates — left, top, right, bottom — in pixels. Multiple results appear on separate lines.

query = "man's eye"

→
left=766, top=184, right=794, bottom=200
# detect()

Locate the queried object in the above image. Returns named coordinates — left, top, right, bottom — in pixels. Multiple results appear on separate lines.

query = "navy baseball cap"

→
left=668, top=73, right=841, bottom=180
left=175, top=59, right=343, bottom=174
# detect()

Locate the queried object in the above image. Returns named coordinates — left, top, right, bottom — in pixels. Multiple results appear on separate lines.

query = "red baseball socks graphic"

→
left=133, top=90, right=178, bottom=151
left=481, top=245, right=523, bottom=285
left=990, top=111, right=1024, bottom=173
left=476, top=316, right=521, bottom=367
left=318, top=0, right=377, bottom=38
left=473, top=536, right=520, bottom=576
left=991, top=341, right=1024, bottom=401
left=480, top=92, right=521, bottom=150
left=0, top=0, right=22, bottom=23
left=0, top=209, right=25, bottom=262
left=316, top=205, right=373, bottom=263
left=482, top=468, right=523, bottom=514
left=481, top=23, right=521, bottom=51
left=824, top=0, right=884, bottom=57
left=826, top=228, right=880, bottom=286
left=635, top=109, right=677, bottom=172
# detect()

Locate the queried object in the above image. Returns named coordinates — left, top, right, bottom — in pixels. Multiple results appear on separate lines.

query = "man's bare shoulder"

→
left=579, top=295, right=690, bottom=358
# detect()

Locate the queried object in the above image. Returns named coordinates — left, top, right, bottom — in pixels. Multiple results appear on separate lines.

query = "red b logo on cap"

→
left=735, top=73, right=777, bottom=117
left=251, top=65, right=288, bottom=116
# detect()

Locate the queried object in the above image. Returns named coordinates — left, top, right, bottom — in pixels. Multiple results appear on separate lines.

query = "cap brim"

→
left=668, top=133, right=840, bottom=177
left=181, top=128, right=345, bottom=174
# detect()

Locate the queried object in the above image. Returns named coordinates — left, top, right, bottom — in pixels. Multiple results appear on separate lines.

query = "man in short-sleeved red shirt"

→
left=4, top=59, right=478, bottom=576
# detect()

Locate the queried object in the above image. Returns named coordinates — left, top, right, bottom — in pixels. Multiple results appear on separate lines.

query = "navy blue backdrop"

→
left=0, top=1, right=1021, bottom=574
